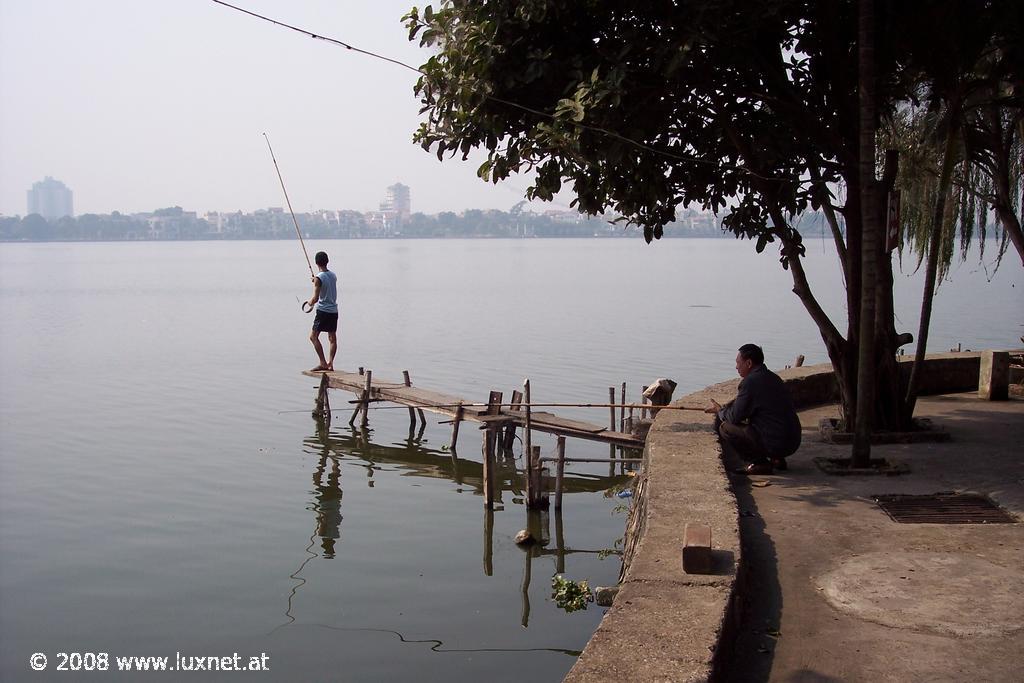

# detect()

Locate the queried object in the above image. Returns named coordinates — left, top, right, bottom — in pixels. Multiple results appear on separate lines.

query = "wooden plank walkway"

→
left=302, top=369, right=645, bottom=448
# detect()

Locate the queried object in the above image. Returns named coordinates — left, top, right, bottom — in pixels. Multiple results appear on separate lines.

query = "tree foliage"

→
left=407, top=0, right=868, bottom=247
left=884, top=1, right=1024, bottom=275
left=405, top=0, right=1022, bottom=441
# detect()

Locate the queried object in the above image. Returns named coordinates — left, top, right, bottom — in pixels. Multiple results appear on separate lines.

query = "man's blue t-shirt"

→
left=316, top=270, right=338, bottom=313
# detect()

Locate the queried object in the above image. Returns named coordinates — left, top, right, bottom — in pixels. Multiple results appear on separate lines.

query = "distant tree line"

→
left=0, top=208, right=210, bottom=241
left=395, top=208, right=728, bottom=237
left=0, top=206, right=830, bottom=242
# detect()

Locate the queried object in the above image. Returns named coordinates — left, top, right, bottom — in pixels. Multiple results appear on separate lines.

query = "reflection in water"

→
left=277, top=534, right=317, bottom=632
left=521, top=533, right=533, bottom=628
left=312, top=417, right=344, bottom=558
left=303, top=417, right=628, bottom=500
left=313, top=454, right=343, bottom=558
left=555, top=510, right=566, bottom=575
left=286, top=412, right=628, bottom=631
left=483, top=509, right=494, bottom=577
left=277, top=417, right=347, bottom=631
left=509, top=508, right=624, bottom=628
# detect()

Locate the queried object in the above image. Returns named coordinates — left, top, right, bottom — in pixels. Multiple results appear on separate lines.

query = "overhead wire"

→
left=211, top=0, right=789, bottom=185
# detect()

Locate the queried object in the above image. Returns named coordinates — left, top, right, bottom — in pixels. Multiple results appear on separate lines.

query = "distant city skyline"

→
left=0, top=1, right=567, bottom=218
left=12, top=175, right=422, bottom=220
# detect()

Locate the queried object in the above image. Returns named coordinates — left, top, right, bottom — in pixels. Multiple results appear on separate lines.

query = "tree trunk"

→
left=873, top=150, right=905, bottom=431
left=853, top=0, right=878, bottom=467
left=778, top=221, right=856, bottom=420
left=844, top=176, right=863, bottom=430
left=873, top=264, right=903, bottom=432
left=905, top=121, right=959, bottom=418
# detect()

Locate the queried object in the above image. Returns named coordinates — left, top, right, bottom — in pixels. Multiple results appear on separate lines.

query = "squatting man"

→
left=705, top=344, right=801, bottom=475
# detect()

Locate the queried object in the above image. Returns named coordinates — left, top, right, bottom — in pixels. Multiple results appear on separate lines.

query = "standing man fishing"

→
left=261, top=133, right=338, bottom=372
left=306, top=251, right=338, bottom=372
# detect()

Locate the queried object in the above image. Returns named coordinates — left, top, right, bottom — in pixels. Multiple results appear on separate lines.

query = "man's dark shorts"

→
left=313, top=311, right=338, bottom=333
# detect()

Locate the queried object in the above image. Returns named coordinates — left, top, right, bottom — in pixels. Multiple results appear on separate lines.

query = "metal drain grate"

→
left=873, top=492, right=1018, bottom=524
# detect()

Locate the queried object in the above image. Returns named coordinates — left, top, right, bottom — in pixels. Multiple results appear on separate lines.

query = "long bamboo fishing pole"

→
left=264, top=132, right=316, bottom=312
left=341, top=400, right=708, bottom=412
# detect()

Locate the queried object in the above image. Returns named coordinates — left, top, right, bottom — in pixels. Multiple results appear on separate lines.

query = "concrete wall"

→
left=565, top=350, right=1010, bottom=682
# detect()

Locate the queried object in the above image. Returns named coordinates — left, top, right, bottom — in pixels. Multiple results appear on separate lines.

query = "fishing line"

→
left=277, top=401, right=705, bottom=414
left=212, top=0, right=788, bottom=185
left=302, top=622, right=582, bottom=656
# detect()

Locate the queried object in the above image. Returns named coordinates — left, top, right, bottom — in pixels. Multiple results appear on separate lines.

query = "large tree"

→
left=883, top=1, right=1023, bottom=420
left=406, top=0, right=1013, bottom=462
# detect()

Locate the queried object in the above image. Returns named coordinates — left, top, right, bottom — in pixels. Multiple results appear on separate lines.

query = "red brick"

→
left=682, top=523, right=713, bottom=574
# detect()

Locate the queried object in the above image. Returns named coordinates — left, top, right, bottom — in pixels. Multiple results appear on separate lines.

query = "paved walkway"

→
left=723, top=392, right=1024, bottom=683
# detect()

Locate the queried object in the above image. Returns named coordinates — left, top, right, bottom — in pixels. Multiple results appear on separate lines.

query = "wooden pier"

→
left=303, top=367, right=651, bottom=511
left=302, top=368, right=646, bottom=449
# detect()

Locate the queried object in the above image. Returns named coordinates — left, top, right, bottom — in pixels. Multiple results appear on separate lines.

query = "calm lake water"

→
left=0, top=238, right=1020, bottom=681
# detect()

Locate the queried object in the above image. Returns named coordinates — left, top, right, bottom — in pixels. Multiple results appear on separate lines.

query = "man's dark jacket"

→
left=719, top=365, right=801, bottom=456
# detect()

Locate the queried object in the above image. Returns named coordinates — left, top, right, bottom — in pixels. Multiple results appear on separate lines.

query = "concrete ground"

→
left=721, top=392, right=1024, bottom=683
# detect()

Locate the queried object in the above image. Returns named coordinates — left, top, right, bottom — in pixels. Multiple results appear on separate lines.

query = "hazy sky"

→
left=0, top=0, right=549, bottom=216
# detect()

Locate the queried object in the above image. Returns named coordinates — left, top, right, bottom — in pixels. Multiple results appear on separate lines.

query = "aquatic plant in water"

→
left=551, top=575, right=594, bottom=613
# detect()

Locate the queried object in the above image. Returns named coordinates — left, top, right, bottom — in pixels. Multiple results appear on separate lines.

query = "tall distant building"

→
left=379, top=183, right=411, bottom=221
left=27, top=177, right=74, bottom=220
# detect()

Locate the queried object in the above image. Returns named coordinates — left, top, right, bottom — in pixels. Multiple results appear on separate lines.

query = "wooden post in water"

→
left=360, top=370, right=372, bottom=429
left=315, top=372, right=328, bottom=413
left=554, top=436, right=566, bottom=510
left=540, top=508, right=551, bottom=547
left=482, top=428, right=496, bottom=509
left=315, top=372, right=331, bottom=424
left=620, top=382, right=626, bottom=432
left=323, top=386, right=332, bottom=427
left=641, top=385, right=649, bottom=419
left=608, top=386, right=619, bottom=465
left=486, top=391, right=503, bottom=416
left=502, top=389, right=523, bottom=452
left=794, top=354, right=805, bottom=367
left=482, top=391, right=502, bottom=510
left=528, top=445, right=539, bottom=507
left=449, top=403, right=465, bottom=452
left=555, top=507, right=566, bottom=574
left=528, top=445, right=548, bottom=508
left=608, top=387, right=616, bottom=431
left=523, top=379, right=533, bottom=505
left=348, top=377, right=361, bottom=427
left=358, top=366, right=364, bottom=375
left=402, top=370, right=417, bottom=428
